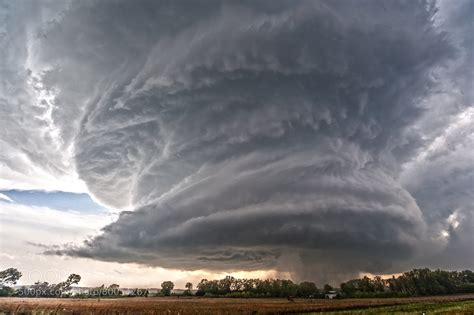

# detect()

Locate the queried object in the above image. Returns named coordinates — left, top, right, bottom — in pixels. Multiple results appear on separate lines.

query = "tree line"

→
left=195, top=269, right=474, bottom=298
left=340, top=269, right=474, bottom=298
left=1, top=267, right=473, bottom=298
left=0, top=269, right=81, bottom=297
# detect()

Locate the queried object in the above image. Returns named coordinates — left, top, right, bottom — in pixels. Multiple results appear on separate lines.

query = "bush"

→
left=458, top=283, right=474, bottom=293
left=0, top=287, right=14, bottom=296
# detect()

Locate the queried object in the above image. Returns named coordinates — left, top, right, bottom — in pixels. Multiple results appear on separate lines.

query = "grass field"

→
left=306, top=300, right=474, bottom=314
left=1, top=294, right=474, bottom=314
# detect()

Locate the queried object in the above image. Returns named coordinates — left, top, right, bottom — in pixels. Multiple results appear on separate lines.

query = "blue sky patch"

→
left=0, top=190, right=108, bottom=213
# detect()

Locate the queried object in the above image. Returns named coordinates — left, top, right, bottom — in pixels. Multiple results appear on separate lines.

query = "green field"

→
left=308, top=300, right=474, bottom=314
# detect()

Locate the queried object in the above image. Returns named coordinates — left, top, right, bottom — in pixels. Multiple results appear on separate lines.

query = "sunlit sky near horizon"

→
left=0, top=0, right=472, bottom=288
left=0, top=190, right=285, bottom=288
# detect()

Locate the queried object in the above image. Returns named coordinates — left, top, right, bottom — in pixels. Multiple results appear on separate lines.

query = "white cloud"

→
left=0, top=200, right=281, bottom=288
left=0, top=0, right=86, bottom=194
left=0, top=193, right=14, bottom=203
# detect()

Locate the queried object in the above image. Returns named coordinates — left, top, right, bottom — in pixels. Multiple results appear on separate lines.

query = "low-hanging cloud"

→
left=2, top=0, right=472, bottom=283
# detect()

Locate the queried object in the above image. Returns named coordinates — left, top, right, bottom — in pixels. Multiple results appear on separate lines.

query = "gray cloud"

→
left=2, top=0, right=472, bottom=283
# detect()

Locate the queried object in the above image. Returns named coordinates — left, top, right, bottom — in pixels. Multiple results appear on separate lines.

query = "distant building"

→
left=325, top=290, right=337, bottom=299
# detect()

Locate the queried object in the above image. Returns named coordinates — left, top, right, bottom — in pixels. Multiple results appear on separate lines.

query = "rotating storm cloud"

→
left=0, top=0, right=472, bottom=283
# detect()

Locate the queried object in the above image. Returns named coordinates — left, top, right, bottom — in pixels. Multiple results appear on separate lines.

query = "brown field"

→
left=1, top=294, right=474, bottom=315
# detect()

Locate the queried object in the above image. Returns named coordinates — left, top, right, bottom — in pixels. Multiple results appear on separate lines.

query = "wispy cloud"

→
left=0, top=193, right=14, bottom=203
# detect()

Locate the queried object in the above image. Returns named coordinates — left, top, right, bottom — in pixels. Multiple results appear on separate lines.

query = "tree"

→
left=184, top=282, right=193, bottom=296
left=56, top=274, right=81, bottom=294
left=358, top=276, right=375, bottom=292
left=196, top=279, right=219, bottom=295
left=218, top=276, right=235, bottom=295
left=340, top=280, right=357, bottom=297
left=161, top=281, right=174, bottom=296
left=0, top=268, right=22, bottom=287
left=0, top=268, right=22, bottom=296
left=185, top=282, right=193, bottom=291
left=16, top=273, right=81, bottom=297
left=297, top=281, right=319, bottom=297
left=280, top=279, right=298, bottom=297
left=460, top=270, right=474, bottom=283
left=372, top=276, right=386, bottom=292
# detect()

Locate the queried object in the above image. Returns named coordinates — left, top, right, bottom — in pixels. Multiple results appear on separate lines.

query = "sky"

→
left=0, top=0, right=472, bottom=288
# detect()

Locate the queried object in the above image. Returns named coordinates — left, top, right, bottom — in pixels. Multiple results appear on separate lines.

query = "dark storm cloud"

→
left=4, top=0, right=472, bottom=283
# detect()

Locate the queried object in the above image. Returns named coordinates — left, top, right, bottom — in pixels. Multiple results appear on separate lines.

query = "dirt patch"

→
left=1, top=294, right=474, bottom=314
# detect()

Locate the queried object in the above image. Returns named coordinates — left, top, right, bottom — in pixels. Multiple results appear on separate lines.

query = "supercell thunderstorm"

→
left=1, top=0, right=472, bottom=283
